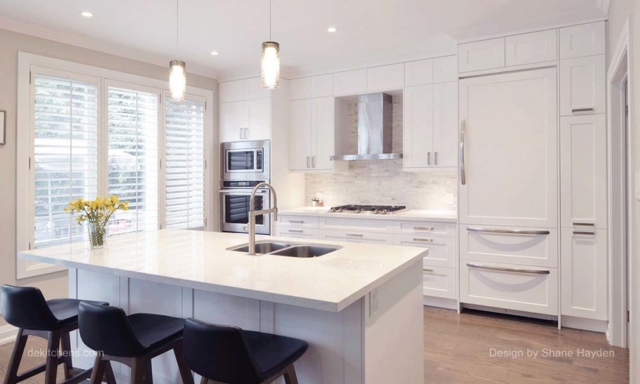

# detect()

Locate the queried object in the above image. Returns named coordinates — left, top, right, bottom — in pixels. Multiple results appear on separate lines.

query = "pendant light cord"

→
left=176, top=0, right=180, bottom=59
left=269, top=0, right=272, bottom=41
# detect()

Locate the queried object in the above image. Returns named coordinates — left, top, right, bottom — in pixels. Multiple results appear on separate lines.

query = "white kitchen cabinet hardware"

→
left=219, top=77, right=271, bottom=103
left=460, top=225, right=558, bottom=268
left=290, top=75, right=333, bottom=100
left=422, top=267, right=456, bottom=299
left=459, top=68, right=558, bottom=228
left=333, top=69, right=367, bottom=96
left=320, top=217, right=394, bottom=233
left=367, top=63, right=404, bottom=92
left=433, top=56, right=458, bottom=83
left=220, top=98, right=270, bottom=142
left=505, top=30, right=557, bottom=66
left=319, top=229, right=394, bottom=244
left=458, top=38, right=505, bottom=73
left=559, top=22, right=605, bottom=59
left=560, top=115, right=607, bottom=228
left=394, top=234, right=456, bottom=268
left=561, top=228, right=607, bottom=320
left=460, top=261, right=558, bottom=315
left=275, top=228, right=319, bottom=239
left=394, top=221, right=456, bottom=237
left=405, top=59, right=433, bottom=87
left=560, top=55, right=606, bottom=116
left=277, top=215, right=319, bottom=228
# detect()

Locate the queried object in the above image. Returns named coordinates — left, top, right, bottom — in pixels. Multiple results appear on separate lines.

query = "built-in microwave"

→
left=221, top=140, right=270, bottom=183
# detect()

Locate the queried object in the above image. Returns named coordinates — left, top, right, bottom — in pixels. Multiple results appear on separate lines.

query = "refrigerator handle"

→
left=459, top=119, right=467, bottom=185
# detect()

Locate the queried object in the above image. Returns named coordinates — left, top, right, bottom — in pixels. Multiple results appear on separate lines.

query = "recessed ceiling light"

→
left=210, top=51, right=219, bottom=56
left=80, top=11, right=93, bottom=18
left=327, top=27, right=338, bottom=33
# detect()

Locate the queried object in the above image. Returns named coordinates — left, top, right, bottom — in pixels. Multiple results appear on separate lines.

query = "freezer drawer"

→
left=460, top=261, right=558, bottom=315
left=460, top=225, right=558, bottom=268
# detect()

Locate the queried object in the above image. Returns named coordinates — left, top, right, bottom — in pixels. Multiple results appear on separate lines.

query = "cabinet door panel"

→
left=560, top=55, right=606, bottom=116
left=220, top=101, right=246, bottom=142
left=561, top=228, right=607, bottom=320
left=458, top=38, right=505, bottom=72
left=459, top=68, right=558, bottom=227
left=433, top=56, right=458, bottom=83
left=219, top=81, right=244, bottom=103
left=247, top=98, right=270, bottom=140
left=505, top=30, right=557, bottom=66
left=333, top=69, right=367, bottom=96
left=403, top=85, right=433, bottom=168
left=367, top=64, right=404, bottom=92
left=405, top=59, right=433, bottom=87
left=394, top=234, right=456, bottom=268
left=560, top=115, right=607, bottom=228
left=289, top=99, right=312, bottom=170
left=312, top=74, right=333, bottom=98
left=422, top=267, right=456, bottom=299
left=290, top=78, right=312, bottom=100
left=244, top=77, right=271, bottom=100
left=312, top=97, right=335, bottom=170
left=559, top=22, right=605, bottom=59
left=433, top=82, right=458, bottom=167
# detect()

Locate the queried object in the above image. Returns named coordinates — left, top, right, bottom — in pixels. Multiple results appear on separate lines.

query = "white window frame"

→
left=17, top=52, right=214, bottom=279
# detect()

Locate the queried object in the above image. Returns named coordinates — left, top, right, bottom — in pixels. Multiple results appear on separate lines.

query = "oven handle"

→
left=219, top=189, right=268, bottom=194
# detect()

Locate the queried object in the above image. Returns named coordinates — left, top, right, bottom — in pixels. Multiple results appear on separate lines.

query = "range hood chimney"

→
left=331, top=93, right=402, bottom=161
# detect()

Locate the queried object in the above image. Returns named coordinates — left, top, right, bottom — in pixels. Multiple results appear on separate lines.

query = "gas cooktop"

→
left=328, top=205, right=408, bottom=215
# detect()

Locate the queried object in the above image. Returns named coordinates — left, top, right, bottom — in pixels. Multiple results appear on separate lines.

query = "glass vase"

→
left=87, top=221, right=108, bottom=249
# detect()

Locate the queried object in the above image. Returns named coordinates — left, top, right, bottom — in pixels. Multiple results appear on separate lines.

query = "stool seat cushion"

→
left=128, top=313, right=185, bottom=351
left=47, top=299, right=109, bottom=328
left=243, top=331, right=309, bottom=381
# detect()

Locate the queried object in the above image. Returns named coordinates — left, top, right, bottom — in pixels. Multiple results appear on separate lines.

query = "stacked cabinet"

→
left=219, top=78, right=271, bottom=142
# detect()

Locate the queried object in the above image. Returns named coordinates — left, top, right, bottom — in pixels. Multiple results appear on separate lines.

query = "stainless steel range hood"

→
left=331, top=93, right=402, bottom=161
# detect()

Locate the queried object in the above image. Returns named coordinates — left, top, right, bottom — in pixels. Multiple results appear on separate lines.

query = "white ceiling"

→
left=0, top=0, right=608, bottom=80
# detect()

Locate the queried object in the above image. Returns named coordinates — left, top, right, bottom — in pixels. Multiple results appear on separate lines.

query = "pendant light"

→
left=261, top=0, right=280, bottom=89
left=170, top=0, right=186, bottom=101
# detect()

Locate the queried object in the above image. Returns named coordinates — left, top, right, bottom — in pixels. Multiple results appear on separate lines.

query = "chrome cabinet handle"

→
left=574, top=222, right=595, bottom=227
left=414, top=226, right=434, bottom=231
left=289, top=220, right=304, bottom=224
left=306, top=156, right=311, bottom=168
left=460, top=120, right=466, bottom=185
left=434, top=152, right=439, bottom=165
left=312, top=156, right=316, bottom=168
left=466, top=262, right=550, bottom=275
left=574, top=231, right=596, bottom=236
left=288, top=229, right=304, bottom=233
left=413, top=238, right=433, bottom=242
left=572, top=107, right=595, bottom=113
left=346, top=233, right=363, bottom=237
left=427, top=152, right=431, bottom=166
left=423, top=268, right=434, bottom=273
left=467, top=227, right=550, bottom=235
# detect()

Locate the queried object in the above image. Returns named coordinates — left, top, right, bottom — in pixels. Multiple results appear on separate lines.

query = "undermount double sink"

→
left=228, top=241, right=342, bottom=258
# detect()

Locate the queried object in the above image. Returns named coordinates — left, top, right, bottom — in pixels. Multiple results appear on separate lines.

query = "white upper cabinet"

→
left=219, top=98, right=270, bottom=142
left=505, top=30, right=557, bottom=66
left=559, top=22, right=605, bottom=59
left=405, top=59, right=433, bottom=87
left=560, top=55, right=606, bottom=116
left=289, top=97, right=336, bottom=171
left=560, top=115, right=607, bottom=229
left=290, top=75, right=333, bottom=100
left=289, top=78, right=312, bottom=100
left=432, top=82, right=458, bottom=167
left=333, top=69, right=367, bottom=96
left=458, top=38, right=505, bottom=73
left=403, top=85, right=434, bottom=169
left=246, top=98, right=271, bottom=140
left=433, top=56, right=458, bottom=83
left=367, top=64, right=405, bottom=92
left=220, top=101, right=246, bottom=142
left=219, top=78, right=270, bottom=103
left=289, top=99, right=312, bottom=170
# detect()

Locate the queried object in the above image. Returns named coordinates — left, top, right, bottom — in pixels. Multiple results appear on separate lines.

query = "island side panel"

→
left=364, top=259, right=424, bottom=384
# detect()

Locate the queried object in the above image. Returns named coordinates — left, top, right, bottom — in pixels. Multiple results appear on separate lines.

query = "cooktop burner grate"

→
left=329, top=205, right=408, bottom=215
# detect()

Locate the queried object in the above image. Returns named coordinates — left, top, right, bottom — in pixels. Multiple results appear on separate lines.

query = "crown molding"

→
left=0, top=16, right=220, bottom=80
left=596, top=0, right=611, bottom=16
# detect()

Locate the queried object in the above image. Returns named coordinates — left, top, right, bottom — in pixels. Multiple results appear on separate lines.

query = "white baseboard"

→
left=0, top=323, right=18, bottom=345
left=423, top=296, right=459, bottom=310
left=562, top=316, right=608, bottom=333
left=462, top=304, right=558, bottom=322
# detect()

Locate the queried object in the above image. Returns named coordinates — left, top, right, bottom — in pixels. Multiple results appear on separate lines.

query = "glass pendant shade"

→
left=169, top=60, right=186, bottom=101
left=261, top=41, right=280, bottom=89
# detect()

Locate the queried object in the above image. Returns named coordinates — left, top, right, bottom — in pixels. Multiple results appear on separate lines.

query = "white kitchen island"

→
left=19, top=230, right=426, bottom=384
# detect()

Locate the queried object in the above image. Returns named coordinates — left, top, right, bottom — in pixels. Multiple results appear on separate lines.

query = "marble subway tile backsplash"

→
left=305, top=94, right=458, bottom=210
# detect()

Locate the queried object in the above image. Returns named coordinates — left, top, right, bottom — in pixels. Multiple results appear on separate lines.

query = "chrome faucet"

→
left=248, top=182, right=278, bottom=255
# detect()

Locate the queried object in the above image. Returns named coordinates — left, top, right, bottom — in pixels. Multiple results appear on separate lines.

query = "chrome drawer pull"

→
left=573, top=231, right=596, bottom=236
left=423, top=268, right=434, bottom=273
left=289, top=220, right=304, bottom=224
left=346, top=233, right=363, bottom=237
left=288, top=229, right=304, bottom=233
left=459, top=119, right=467, bottom=185
left=572, top=107, right=595, bottom=113
left=466, top=262, right=550, bottom=275
left=573, top=222, right=595, bottom=227
left=413, top=238, right=433, bottom=243
left=467, top=227, right=550, bottom=235
left=414, top=226, right=434, bottom=231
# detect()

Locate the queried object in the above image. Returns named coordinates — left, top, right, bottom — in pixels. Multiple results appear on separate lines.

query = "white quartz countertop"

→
left=18, top=230, right=427, bottom=313
left=279, top=207, right=458, bottom=222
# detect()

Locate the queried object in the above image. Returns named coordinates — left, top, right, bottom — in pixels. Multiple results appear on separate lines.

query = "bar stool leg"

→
left=3, top=329, right=28, bottom=384
left=89, top=354, right=106, bottom=384
left=60, top=332, right=74, bottom=380
left=143, top=359, right=153, bottom=384
left=283, top=365, right=299, bottom=384
left=130, top=358, right=145, bottom=384
left=44, top=331, right=61, bottom=384
left=173, top=344, right=195, bottom=384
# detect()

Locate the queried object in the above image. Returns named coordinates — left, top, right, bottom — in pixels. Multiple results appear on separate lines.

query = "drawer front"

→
left=319, top=229, right=394, bottom=245
left=560, top=55, right=606, bottom=116
left=422, top=267, right=456, bottom=299
left=559, top=22, right=605, bottom=59
left=277, top=215, right=319, bottom=228
left=394, top=221, right=456, bottom=237
left=505, top=30, right=557, bottom=66
left=460, top=261, right=558, bottom=315
left=394, top=234, right=456, bottom=268
left=275, top=228, right=319, bottom=239
left=458, top=38, right=505, bottom=73
left=320, top=217, right=394, bottom=233
left=460, top=225, right=558, bottom=267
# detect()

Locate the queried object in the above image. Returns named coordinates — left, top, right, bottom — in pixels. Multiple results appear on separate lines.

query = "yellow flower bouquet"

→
left=65, top=196, right=129, bottom=249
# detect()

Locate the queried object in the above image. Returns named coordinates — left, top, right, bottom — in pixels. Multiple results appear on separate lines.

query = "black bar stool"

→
left=0, top=284, right=112, bottom=384
left=182, top=318, right=309, bottom=384
left=78, top=302, right=195, bottom=384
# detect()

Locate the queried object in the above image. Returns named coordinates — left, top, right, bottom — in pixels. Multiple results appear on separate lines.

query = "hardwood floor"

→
left=0, top=307, right=629, bottom=383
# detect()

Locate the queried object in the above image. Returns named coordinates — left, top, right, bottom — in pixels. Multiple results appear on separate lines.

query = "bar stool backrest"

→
left=78, top=302, right=146, bottom=357
left=183, top=318, right=262, bottom=384
left=0, top=285, right=59, bottom=330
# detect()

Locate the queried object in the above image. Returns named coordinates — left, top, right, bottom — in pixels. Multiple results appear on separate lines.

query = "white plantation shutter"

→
left=33, top=73, right=99, bottom=248
left=164, top=95, right=206, bottom=229
left=107, top=85, right=159, bottom=234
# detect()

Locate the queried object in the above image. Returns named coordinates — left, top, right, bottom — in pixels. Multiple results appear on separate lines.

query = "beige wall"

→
left=0, top=28, right=217, bottom=325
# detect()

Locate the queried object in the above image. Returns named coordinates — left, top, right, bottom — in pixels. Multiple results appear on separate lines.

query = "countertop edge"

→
left=278, top=209, right=458, bottom=223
